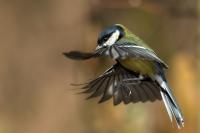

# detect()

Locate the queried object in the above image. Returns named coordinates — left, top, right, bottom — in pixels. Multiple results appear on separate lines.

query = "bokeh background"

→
left=0, top=0, right=200, bottom=133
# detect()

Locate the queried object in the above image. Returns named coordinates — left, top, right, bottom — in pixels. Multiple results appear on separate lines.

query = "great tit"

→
left=63, top=24, right=184, bottom=128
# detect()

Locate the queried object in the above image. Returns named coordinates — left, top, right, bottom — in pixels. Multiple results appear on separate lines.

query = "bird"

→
left=63, top=24, right=184, bottom=128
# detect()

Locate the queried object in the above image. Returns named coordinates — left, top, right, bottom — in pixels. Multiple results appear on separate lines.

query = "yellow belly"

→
left=119, top=58, right=155, bottom=75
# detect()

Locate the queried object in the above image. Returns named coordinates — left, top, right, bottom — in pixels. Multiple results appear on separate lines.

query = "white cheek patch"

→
left=103, top=30, right=120, bottom=47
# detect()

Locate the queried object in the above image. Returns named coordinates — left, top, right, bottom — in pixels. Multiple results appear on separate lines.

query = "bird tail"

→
left=155, top=75, right=184, bottom=129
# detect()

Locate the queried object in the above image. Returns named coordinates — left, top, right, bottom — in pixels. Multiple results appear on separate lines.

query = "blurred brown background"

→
left=0, top=0, right=199, bottom=133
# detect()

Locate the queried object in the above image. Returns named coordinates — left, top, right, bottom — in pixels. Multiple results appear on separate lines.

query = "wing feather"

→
left=86, top=77, right=108, bottom=99
left=99, top=75, right=114, bottom=103
left=112, top=42, right=168, bottom=69
left=64, top=42, right=168, bottom=70
left=113, top=69, right=123, bottom=105
left=75, top=63, right=161, bottom=105
left=142, top=83, right=156, bottom=101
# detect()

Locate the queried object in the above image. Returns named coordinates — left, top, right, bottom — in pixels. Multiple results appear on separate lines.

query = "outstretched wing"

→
left=63, top=42, right=168, bottom=69
left=110, top=41, right=168, bottom=69
left=63, top=47, right=107, bottom=60
left=75, top=63, right=162, bottom=105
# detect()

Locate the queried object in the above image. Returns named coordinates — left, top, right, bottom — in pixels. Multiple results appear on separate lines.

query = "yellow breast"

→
left=119, top=58, right=156, bottom=75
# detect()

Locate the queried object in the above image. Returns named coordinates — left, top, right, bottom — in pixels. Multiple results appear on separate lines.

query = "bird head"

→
left=96, top=24, right=126, bottom=50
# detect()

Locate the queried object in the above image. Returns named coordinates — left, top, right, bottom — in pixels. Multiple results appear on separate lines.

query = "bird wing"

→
left=63, top=47, right=107, bottom=60
left=63, top=43, right=168, bottom=69
left=110, top=42, right=168, bottom=69
left=74, top=63, right=162, bottom=105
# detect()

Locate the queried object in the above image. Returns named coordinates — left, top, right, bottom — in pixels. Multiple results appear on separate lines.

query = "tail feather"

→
left=160, top=91, right=173, bottom=122
left=156, top=75, right=184, bottom=129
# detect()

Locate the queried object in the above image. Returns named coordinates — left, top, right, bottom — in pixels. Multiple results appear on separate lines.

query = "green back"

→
left=115, top=24, right=153, bottom=51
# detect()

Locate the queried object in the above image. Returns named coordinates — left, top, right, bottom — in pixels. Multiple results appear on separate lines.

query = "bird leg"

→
left=123, top=75, right=144, bottom=85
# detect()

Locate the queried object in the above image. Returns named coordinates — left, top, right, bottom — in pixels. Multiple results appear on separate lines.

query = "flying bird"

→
left=63, top=24, right=184, bottom=128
